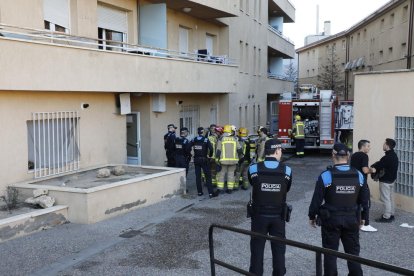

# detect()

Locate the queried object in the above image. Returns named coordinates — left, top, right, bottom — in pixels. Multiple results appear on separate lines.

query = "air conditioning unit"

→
left=152, top=94, right=166, bottom=112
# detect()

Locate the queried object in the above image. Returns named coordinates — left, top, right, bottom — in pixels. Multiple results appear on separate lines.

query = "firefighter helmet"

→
left=215, top=125, right=224, bottom=135
left=295, top=115, right=301, bottom=121
left=231, top=125, right=237, bottom=132
left=238, top=127, right=248, bottom=137
left=223, top=124, right=232, bottom=133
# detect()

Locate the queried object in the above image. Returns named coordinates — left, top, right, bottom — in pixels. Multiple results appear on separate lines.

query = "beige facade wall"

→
left=0, top=91, right=125, bottom=190
left=298, top=0, right=412, bottom=100
left=354, top=70, right=414, bottom=213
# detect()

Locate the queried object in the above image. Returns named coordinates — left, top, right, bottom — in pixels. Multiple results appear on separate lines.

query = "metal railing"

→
left=209, top=223, right=414, bottom=276
left=0, top=23, right=237, bottom=65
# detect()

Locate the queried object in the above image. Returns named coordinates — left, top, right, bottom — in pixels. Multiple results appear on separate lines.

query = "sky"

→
left=283, top=0, right=391, bottom=48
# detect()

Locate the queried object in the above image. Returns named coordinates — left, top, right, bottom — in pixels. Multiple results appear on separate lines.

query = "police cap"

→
left=180, top=127, right=189, bottom=132
left=168, top=124, right=177, bottom=129
left=332, top=143, right=349, bottom=156
left=197, top=127, right=204, bottom=135
left=265, top=138, right=282, bottom=151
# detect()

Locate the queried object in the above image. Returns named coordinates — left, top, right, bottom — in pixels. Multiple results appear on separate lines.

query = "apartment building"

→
left=0, top=0, right=295, bottom=191
left=297, top=0, right=413, bottom=100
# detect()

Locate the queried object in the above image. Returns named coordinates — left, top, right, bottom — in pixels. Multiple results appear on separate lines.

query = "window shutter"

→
left=97, top=4, right=128, bottom=33
left=43, top=0, right=70, bottom=29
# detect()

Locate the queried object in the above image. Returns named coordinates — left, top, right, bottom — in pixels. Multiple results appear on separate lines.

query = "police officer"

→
left=248, top=139, right=292, bottom=276
left=291, top=115, right=305, bottom=157
left=308, top=143, right=369, bottom=276
left=164, top=124, right=177, bottom=167
left=175, top=127, right=192, bottom=176
left=192, top=127, right=219, bottom=198
left=207, top=124, right=219, bottom=187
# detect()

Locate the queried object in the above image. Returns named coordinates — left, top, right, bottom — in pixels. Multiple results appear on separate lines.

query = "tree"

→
left=285, top=60, right=298, bottom=92
left=317, top=45, right=345, bottom=95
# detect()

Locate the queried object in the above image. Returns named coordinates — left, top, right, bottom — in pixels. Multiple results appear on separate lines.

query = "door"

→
left=126, top=112, right=141, bottom=165
left=179, top=26, right=189, bottom=55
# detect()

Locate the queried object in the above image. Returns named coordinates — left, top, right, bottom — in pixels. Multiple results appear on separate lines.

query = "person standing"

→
left=164, top=124, right=177, bottom=167
left=256, top=126, right=269, bottom=162
left=174, top=127, right=192, bottom=176
left=216, top=124, right=242, bottom=194
left=372, top=138, right=399, bottom=223
left=350, top=139, right=377, bottom=232
left=291, top=115, right=305, bottom=157
left=248, top=139, right=292, bottom=276
left=192, top=127, right=218, bottom=198
left=309, top=143, right=369, bottom=276
left=236, top=127, right=251, bottom=190
left=207, top=124, right=219, bottom=187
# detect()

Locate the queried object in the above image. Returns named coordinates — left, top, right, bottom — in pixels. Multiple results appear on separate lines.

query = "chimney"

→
left=324, top=21, right=331, bottom=36
left=316, top=5, right=319, bottom=34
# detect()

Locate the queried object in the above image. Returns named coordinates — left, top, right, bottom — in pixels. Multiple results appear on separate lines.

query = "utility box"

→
left=152, top=94, right=166, bottom=112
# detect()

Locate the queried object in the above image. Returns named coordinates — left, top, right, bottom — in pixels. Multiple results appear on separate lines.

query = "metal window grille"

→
left=29, top=111, right=80, bottom=178
left=210, top=104, right=217, bottom=125
left=395, top=116, right=414, bottom=197
left=179, top=105, right=200, bottom=140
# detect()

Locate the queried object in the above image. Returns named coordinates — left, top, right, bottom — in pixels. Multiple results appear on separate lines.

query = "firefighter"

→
left=308, top=143, right=369, bottom=276
left=248, top=135, right=257, bottom=163
left=256, top=126, right=270, bottom=162
left=192, top=127, right=219, bottom=198
left=291, top=115, right=305, bottom=157
left=248, top=139, right=292, bottom=276
left=175, top=127, right=192, bottom=176
left=236, top=127, right=251, bottom=190
left=216, top=124, right=242, bottom=194
left=164, top=124, right=177, bottom=167
left=206, top=125, right=219, bottom=187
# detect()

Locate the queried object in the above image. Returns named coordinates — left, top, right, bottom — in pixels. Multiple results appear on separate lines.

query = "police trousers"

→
left=166, top=150, right=175, bottom=167
left=175, top=155, right=189, bottom=176
left=321, top=215, right=362, bottom=276
left=250, top=214, right=286, bottom=276
left=194, top=157, right=213, bottom=195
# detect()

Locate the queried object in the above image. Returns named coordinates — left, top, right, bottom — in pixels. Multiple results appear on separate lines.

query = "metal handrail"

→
left=267, top=25, right=295, bottom=45
left=209, top=223, right=414, bottom=276
left=0, top=23, right=237, bottom=65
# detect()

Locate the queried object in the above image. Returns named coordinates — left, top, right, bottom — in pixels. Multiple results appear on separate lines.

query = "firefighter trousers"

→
left=295, top=138, right=305, bottom=156
left=235, top=162, right=250, bottom=189
left=217, top=164, right=237, bottom=190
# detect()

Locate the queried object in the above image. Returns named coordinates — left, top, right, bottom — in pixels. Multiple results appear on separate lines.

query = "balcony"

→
left=268, top=0, right=295, bottom=23
left=267, top=25, right=295, bottom=58
left=0, top=24, right=237, bottom=94
left=147, top=0, right=238, bottom=19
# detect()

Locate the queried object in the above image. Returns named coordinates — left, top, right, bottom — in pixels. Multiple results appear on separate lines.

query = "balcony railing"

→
left=268, top=25, right=294, bottom=45
left=0, top=23, right=236, bottom=65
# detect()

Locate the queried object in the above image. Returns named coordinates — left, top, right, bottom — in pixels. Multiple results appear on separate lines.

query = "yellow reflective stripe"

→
left=221, top=140, right=238, bottom=161
left=296, top=122, right=305, bottom=138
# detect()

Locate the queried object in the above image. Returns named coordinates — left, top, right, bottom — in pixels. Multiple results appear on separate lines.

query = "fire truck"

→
left=276, top=84, right=354, bottom=149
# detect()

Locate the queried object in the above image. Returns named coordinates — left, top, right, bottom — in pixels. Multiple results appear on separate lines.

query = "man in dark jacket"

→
left=372, top=138, right=399, bottom=223
left=175, top=128, right=192, bottom=176
left=164, top=124, right=177, bottom=167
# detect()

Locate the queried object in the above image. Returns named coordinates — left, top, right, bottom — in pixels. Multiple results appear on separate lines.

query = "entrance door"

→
left=126, top=112, right=141, bottom=165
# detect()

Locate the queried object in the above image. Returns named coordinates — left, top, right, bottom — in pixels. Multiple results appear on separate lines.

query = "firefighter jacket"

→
left=207, top=134, right=218, bottom=159
left=248, top=138, right=257, bottom=161
left=238, top=137, right=251, bottom=163
left=192, top=135, right=213, bottom=159
left=292, top=121, right=305, bottom=139
left=248, top=157, right=292, bottom=215
left=308, top=164, right=369, bottom=221
left=175, top=136, right=191, bottom=159
left=216, top=134, right=242, bottom=165
left=256, top=135, right=270, bottom=162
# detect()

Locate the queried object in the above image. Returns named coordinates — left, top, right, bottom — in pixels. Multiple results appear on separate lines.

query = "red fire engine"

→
left=276, top=84, right=354, bottom=149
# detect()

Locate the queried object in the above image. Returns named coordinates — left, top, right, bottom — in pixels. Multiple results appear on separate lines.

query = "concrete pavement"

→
left=0, top=152, right=413, bottom=275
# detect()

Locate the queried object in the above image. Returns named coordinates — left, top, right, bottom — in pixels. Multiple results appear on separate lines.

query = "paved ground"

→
left=0, top=152, right=413, bottom=275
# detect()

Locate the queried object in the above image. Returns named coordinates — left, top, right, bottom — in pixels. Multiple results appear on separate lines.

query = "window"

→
left=240, top=0, right=244, bottom=11
left=350, top=36, right=354, bottom=47
left=43, top=0, right=70, bottom=33
left=379, top=50, right=384, bottom=63
left=239, top=106, right=242, bottom=126
left=246, top=0, right=250, bottom=15
left=395, top=116, right=414, bottom=197
left=380, top=18, right=385, bottom=31
left=28, top=112, right=80, bottom=178
left=245, top=43, right=249, bottom=74
left=401, top=42, right=407, bottom=58
left=257, top=105, right=261, bottom=126
left=258, top=48, right=262, bottom=76
left=363, top=29, right=367, bottom=41
left=253, top=0, right=257, bottom=19
left=97, top=4, right=128, bottom=51
left=390, top=13, right=395, bottom=27
left=210, top=104, right=217, bottom=125
left=403, top=5, right=409, bottom=21
left=388, top=47, right=393, bottom=60
left=239, top=41, right=244, bottom=73
left=253, top=46, right=257, bottom=75
left=258, top=0, right=262, bottom=22
left=179, top=105, right=200, bottom=140
left=179, top=26, right=189, bottom=55
left=206, top=33, right=215, bottom=55
left=244, top=106, right=248, bottom=127
left=307, top=70, right=309, bottom=77
left=342, top=40, right=346, bottom=49
left=357, top=33, right=360, bottom=43
left=253, top=105, right=256, bottom=128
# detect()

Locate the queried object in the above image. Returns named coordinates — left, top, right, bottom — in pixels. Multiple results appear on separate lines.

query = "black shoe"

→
left=226, top=189, right=233, bottom=194
left=390, top=215, right=395, bottom=221
left=375, top=216, right=393, bottom=223
left=209, top=191, right=219, bottom=198
left=241, top=186, right=248, bottom=190
left=198, top=192, right=204, bottom=196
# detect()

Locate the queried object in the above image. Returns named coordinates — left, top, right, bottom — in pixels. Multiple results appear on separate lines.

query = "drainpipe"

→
left=407, top=0, right=414, bottom=69
left=345, top=35, right=350, bottom=100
